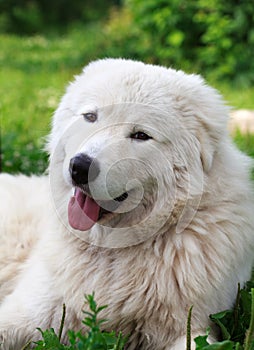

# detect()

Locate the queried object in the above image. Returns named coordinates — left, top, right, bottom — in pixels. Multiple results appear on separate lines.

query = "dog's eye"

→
left=130, top=131, right=152, bottom=141
left=82, top=112, right=97, bottom=123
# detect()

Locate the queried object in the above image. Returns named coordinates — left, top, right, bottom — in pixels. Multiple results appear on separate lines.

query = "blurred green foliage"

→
left=0, top=0, right=120, bottom=34
left=1, top=1, right=254, bottom=174
left=1, top=26, right=254, bottom=175
left=119, top=0, right=254, bottom=84
left=1, top=0, right=254, bottom=84
left=0, top=27, right=107, bottom=175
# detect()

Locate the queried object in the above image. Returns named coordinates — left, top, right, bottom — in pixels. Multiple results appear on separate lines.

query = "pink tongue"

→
left=68, top=188, right=101, bottom=231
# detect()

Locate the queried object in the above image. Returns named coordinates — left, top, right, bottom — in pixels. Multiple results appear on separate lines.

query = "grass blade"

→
left=187, top=305, right=193, bottom=350
left=58, top=303, right=66, bottom=341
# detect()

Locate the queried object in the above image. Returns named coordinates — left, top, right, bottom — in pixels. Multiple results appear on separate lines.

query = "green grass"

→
left=22, top=284, right=254, bottom=349
left=0, top=34, right=73, bottom=174
left=1, top=30, right=254, bottom=175
left=0, top=26, right=107, bottom=174
left=211, top=81, right=254, bottom=111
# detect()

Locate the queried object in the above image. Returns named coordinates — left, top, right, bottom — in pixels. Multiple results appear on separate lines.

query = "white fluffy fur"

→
left=1, top=59, right=254, bottom=349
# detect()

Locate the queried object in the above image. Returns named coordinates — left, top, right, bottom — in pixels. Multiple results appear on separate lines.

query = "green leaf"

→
left=210, top=311, right=232, bottom=340
left=34, top=328, right=66, bottom=349
left=85, top=294, right=97, bottom=313
left=203, top=340, right=234, bottom=349
left=97, top=305, right=108, bottom=313
left=67, top=330, right=78, bottom=345
left=240, top=289, right=252, bottom=327
left=194, top=333, right=210, bottom=349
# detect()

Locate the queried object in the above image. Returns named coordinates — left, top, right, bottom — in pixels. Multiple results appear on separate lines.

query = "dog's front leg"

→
left=0, top=257, right=61, bottom=349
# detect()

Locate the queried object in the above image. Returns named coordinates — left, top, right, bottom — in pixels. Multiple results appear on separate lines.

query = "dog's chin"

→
left=98, top=196, right=156, bottom=229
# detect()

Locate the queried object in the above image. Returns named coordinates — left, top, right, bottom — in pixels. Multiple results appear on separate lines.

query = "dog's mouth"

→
left=68, top=187, right=129, bottom=231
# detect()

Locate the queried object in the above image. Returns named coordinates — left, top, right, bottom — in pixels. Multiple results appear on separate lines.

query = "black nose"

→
left=69, top=153, right=100, bottom=185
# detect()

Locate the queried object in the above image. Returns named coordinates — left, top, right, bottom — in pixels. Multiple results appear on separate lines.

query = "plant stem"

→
left=244, top=288, right=254, bottom=350
left=233, top=283, right=241, bottom=335
left=186, top=305, right=193, bottom=350
left=20, top=340, right=32, bottom=350
left=58, top=303, right=66, bottom=341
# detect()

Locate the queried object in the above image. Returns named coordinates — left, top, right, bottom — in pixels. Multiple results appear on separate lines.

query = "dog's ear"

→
left=172, top=71, right=229, bottom=173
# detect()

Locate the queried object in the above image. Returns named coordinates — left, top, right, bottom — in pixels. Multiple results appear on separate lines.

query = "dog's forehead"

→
left=60, top=59, right=228, bottom=142
left=72, top=60, right=175, bottom=108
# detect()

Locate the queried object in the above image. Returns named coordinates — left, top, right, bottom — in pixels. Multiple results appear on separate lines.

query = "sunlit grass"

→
left=1, top=30, right=254, bottom=174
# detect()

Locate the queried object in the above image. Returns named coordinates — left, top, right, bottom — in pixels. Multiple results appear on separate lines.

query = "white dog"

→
left=0, top=59, right=254, bottom=350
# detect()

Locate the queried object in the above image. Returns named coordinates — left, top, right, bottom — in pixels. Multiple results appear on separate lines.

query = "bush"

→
left=1, top=0, right=254, bottom=84
left=25, top=294, right=128, bottom=349
left=107, top=0, right=254, bottom=85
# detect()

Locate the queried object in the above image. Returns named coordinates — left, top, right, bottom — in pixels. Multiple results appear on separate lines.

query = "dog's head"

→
left=48, top=59, right=229, bottom=247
